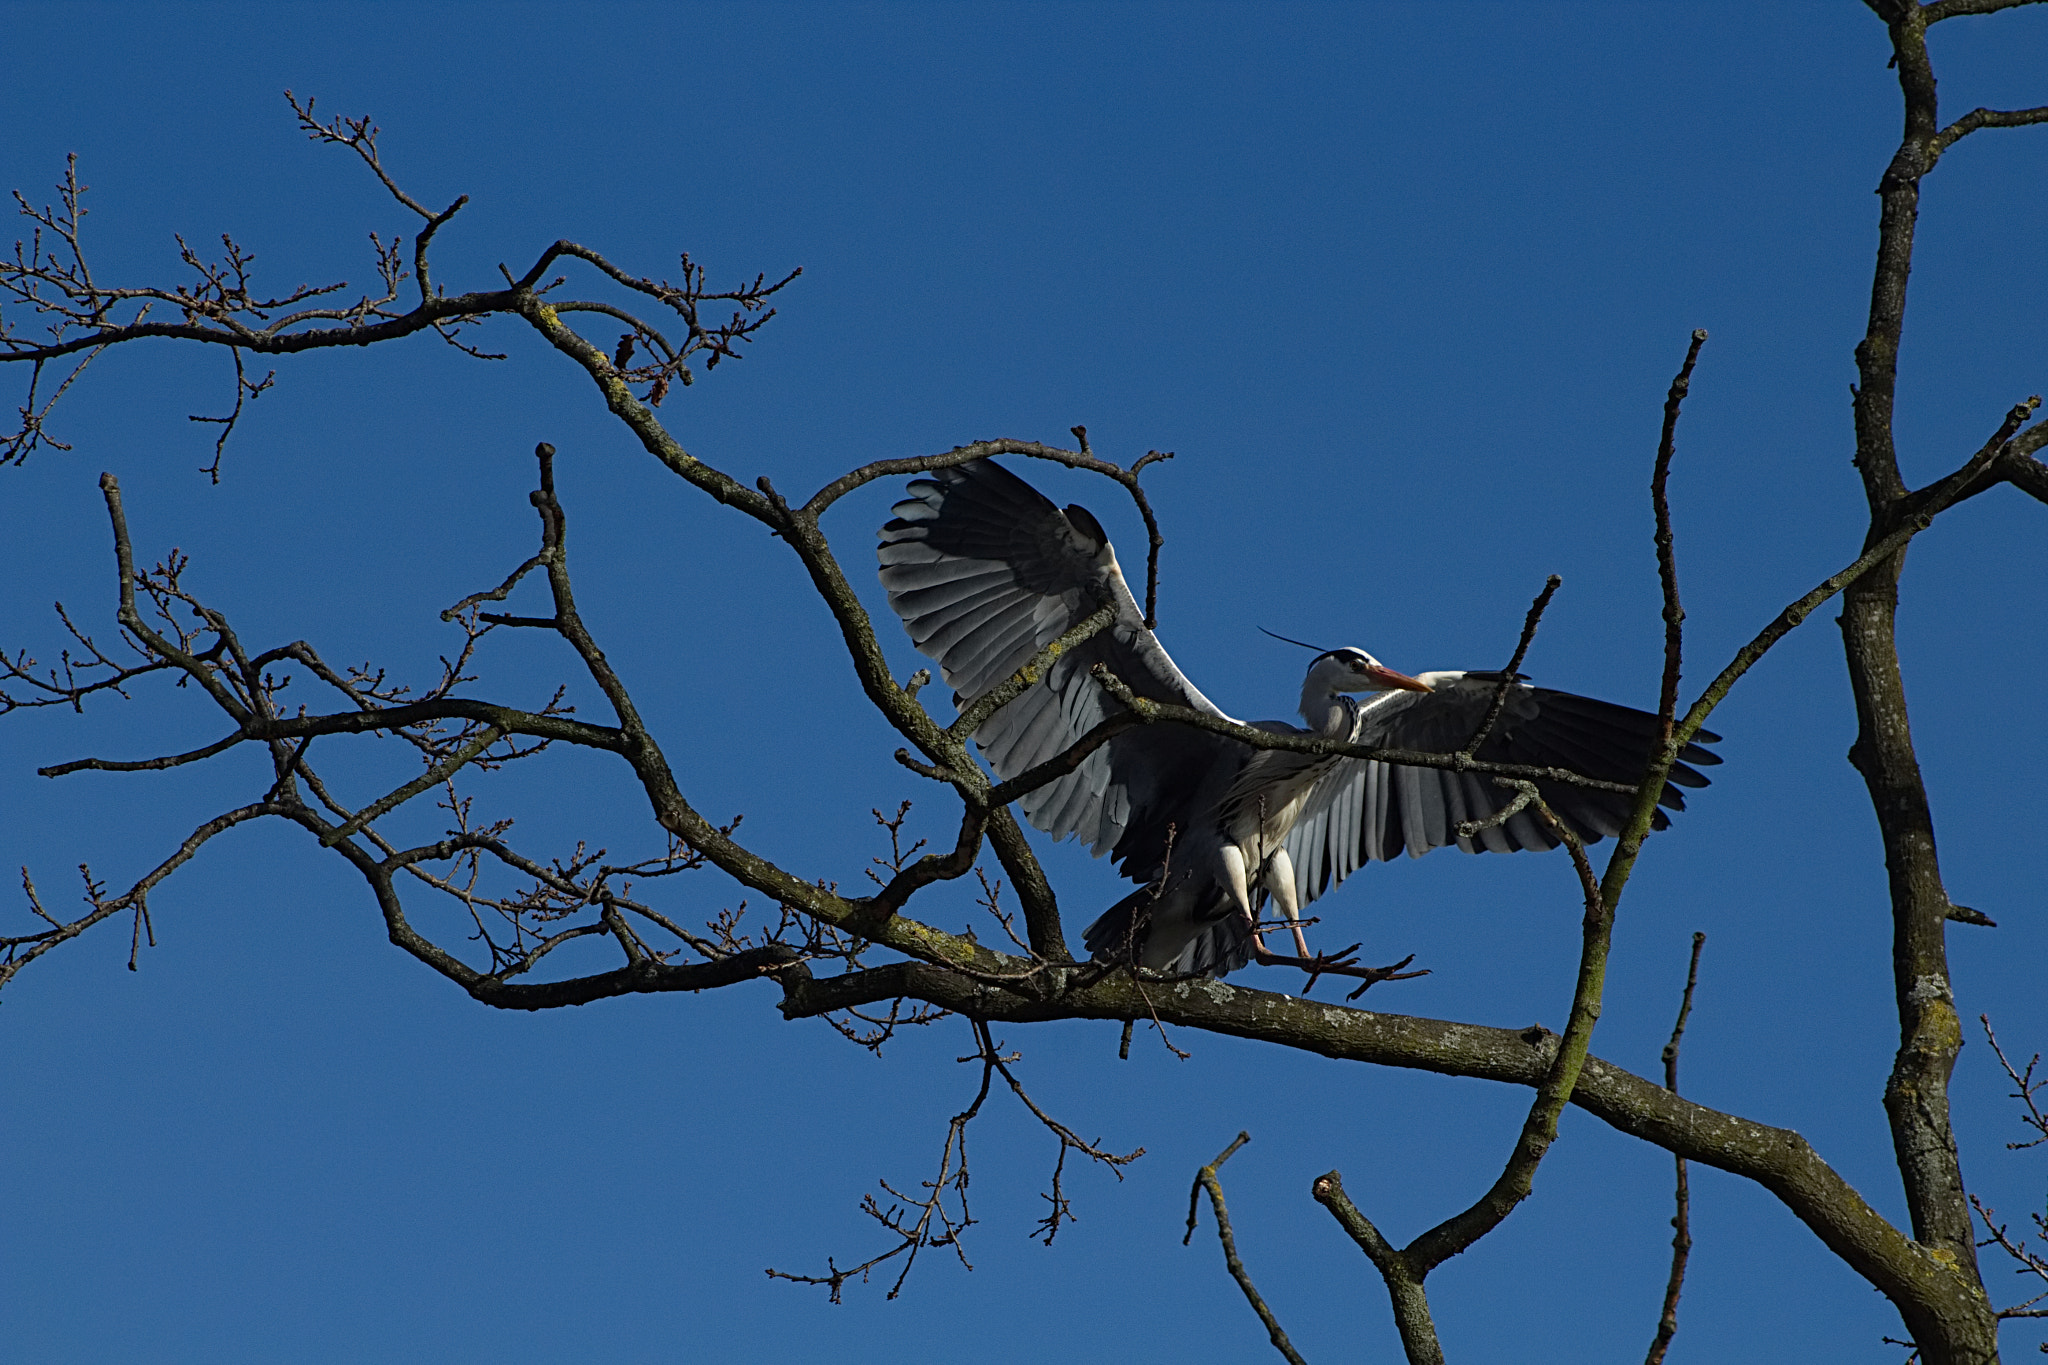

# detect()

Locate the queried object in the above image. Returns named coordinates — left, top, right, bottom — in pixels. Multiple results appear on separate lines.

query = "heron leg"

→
left=1261, top=848, right=1314, bottom=959
left=1218, top=844, right=1265, bottom=944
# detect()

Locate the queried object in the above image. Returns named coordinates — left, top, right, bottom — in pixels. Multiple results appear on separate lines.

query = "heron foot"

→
left=1248, top=944, right=1429, bottom=998
left=1341, top=953, right=1429, bottom=1000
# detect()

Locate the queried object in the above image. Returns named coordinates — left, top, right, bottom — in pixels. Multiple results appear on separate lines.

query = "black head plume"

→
left=1259, top=627, right=1332, bottom=653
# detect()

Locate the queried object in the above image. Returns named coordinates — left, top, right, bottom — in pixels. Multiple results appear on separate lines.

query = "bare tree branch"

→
left=2, top=120, right=796, bottom=469
left=766, top=1018, right=1137, bottom=1297
left=1924, top=0, right=2048, bottom=22
left=1669, top=420, right=2019, bottom=755
left=1311, top=1173, right=1443, bottom=1365
left=766, top=1016, right=993, bottom=1301
left=1303, top=782, right=1633, bottom=1359
left=1186, top=1133, right=1309, bottom=1365
left=188, top=348, right=275, bottom=482
left=1461, top=573, right=1561, bottom=759
left=1931, top=104, right=2048, bottom=155
left=802, top=432, right=1175, bottom=628
left=1645, top=931, right=1707, bottom=1365
left=778, top=952, right=1985, bottom=1336
left=1837, top=22, right=2048, bottom=1357
left=1653, top=330, right=1708, bottom=747
left=3, top=803, right=277, bottom=989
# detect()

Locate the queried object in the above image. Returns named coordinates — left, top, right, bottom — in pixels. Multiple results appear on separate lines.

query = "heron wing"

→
left=878, top=458, right=1239, bottom=878
left=1280, top=672, right=1721, bottom=907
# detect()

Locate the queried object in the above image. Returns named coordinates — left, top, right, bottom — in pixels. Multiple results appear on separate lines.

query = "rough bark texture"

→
left=1834, top=3, right=2048, bottom=1359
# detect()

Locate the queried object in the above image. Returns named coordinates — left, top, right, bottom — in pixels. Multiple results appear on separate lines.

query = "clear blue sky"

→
left=4, top=4, right=2045, bottom=1362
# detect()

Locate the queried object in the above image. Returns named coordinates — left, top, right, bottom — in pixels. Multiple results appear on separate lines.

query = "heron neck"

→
left=1299, top=687, right=1356, bottom=739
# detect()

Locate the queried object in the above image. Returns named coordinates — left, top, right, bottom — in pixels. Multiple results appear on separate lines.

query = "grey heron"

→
left=877, top=458, right=1718, bottom=982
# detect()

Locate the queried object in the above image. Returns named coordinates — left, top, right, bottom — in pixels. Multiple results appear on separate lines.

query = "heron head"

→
left=1315, top=647, right=1433, bottom=695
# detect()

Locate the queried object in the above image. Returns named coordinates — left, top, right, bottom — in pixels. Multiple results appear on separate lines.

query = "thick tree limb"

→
left=1825, top=11, right=2045, bottom=1360
left=1865, top=9, right=2018, bottom=1267
left=773, top=956, right=1982, bottom=1341
left=1312, top=1173, right=1443, bottom=1365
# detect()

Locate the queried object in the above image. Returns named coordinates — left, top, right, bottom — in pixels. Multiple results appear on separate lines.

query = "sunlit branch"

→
left=1652, top=330, right=1707, bottom=747
left=1644, top=932, right=1706, bottom=1365
left=1185, top=1133, right=1309, bottom=1365
left=1462, top=574, right=1562, bottom=759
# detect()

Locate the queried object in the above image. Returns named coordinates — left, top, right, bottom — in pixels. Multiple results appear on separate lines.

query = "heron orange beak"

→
left=1368, top=665, right=1433, bottom=693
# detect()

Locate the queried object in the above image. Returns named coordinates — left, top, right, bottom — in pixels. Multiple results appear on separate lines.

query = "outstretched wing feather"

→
left=1281, top=674, right=1716, bottom=907
left=878, top=458, right=1237, bottom=873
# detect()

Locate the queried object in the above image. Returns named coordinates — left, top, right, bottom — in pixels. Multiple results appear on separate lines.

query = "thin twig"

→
left=1670, top=415, right=2021, bottom=754
left=1653, top=330, right=1707, bottom=748
left=765, top=1018, right=994, bottom=1300
left=1645, top=931, right=1706, bottom=1365
left=1455, top=778, right=1539, bottom=841
left=1185, top=1133, right=1308, bottom=1365
left=1980, top=1016, right=2048, bottom=1149
left=1463, top=575, right=1562, bottom=758
left=979, top=1020, right=1143, bottom=1245
left=1931, top=103, right=2048, bottom=157
left=800, top=433, right=1174, bottom=626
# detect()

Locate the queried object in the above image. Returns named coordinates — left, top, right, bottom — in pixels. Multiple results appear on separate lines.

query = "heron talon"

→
left=1344, top=953, right=1429, bottom=1000
left=1248, top=943, right=1426, bottom=998
left=1294, top=943, right=1362, bottom=995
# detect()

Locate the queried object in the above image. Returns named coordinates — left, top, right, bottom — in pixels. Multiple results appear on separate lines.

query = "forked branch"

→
left=767, top=1019, right=1140, bottom=1298
left=1186, top=1133, right=1309, bottom=1365
left=3, top=105, right=798, bottom=467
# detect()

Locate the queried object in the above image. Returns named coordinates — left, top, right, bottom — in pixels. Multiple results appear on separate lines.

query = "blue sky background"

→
left=3, top=3, right=2045, bottom=1361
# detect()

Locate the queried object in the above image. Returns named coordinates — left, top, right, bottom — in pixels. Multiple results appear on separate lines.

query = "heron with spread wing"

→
left=877, top=458, right=1718, bottom=984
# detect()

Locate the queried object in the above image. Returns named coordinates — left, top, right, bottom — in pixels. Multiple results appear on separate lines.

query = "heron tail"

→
left=1083, top=883, right=1255, bottom=978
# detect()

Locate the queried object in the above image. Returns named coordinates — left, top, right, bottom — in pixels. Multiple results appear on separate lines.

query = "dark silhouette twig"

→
left=1186, top=1133, right=1307, bottom=1365
left=1645, top=932, right=1706, bottom=1365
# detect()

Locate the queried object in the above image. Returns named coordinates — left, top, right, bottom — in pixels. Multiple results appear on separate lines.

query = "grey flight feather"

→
left=879, top=458, right=1238, bottom=882
left=1277, top=677, right=1720, bottom=909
